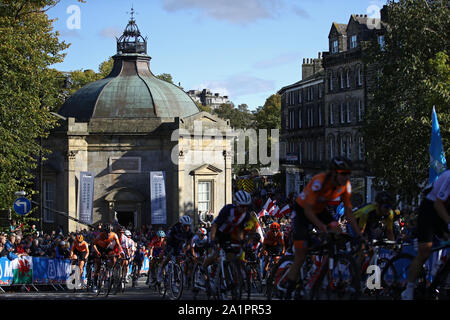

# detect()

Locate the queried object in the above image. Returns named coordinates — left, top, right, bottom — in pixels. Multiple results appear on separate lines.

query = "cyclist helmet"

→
left=270, top=222, right=281, bottom=232
left=199, top=228, right=207, bottom=235
left=375, top=191, right=394, bottom=207
left=76, top=234, right=83, bottom=242
left=328, top=156, right=352, bottom=172
left=102, top=223, right=112, bottom=233
left=124, top=230, right=132, bottom=237
left=234, top=190, right=252, bottom=206
left=180, top=215, right=192, bottom=226
left=157, top=230, right=166, bottom=238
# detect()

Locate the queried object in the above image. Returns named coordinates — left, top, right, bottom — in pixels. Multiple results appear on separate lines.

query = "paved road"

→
left=0, top=275, right=269, bottom=300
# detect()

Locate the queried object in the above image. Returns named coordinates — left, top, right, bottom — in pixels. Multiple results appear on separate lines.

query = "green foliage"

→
left=363, top=0, right=450, bottom=201
left=156, top=73, right=174, bottom=84
left=0, top=1, right=84, bottom=215
left=195, top=102, right=211, bottom=113
left=254, top=94, right=281, bottom=130
left=212, top=103, right=255, bottom=129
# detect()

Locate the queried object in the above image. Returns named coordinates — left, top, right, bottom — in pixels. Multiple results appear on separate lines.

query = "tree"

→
left=156, top=73, right=174, bottom=84
left=98, top=57, right=114, bottom=78
left=212, top=103, right=255, bottom=129
left=0, top=1, right=83, bottom=220
left=195, top=101, right=211, bottom=113
left=363, top=0, right=449, bottom=202
left=254, top=94, right=281, bottom=130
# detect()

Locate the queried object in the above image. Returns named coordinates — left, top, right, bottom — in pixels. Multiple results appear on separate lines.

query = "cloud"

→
left=160, top=0, right=295, bottom=25
left=58, top=29, right=81, bottom=38
left=292, top=5, right=310, bottom=19
left=99, top=27, right=122, bottom=39
left=253, top=52, right=302, bottom=69
left=196, top=74, right=275, bottom=99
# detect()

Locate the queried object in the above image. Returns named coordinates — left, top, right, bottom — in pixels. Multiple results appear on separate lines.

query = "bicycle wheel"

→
left=169, top=262, right=184, bottom=300
left=112, top=263, right=122, bottom=294
left=226, top=261, right=243, bottom=300
left=192, top=263, right=210, bottom=300
left=266, top=256, right=293, bottom=300
left=381, top=253, right=415, bottom=300
left=430, top=260, right=450, bottom=300
left=323, top=254, right=361, bottom=300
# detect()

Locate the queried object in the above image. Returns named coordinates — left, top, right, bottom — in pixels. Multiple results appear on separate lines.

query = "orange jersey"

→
left=296, top=173, right=352, bottom=214
left=94, top=232, right=119, bottom=249
left=72, top=240, right=89, bottom=252
left=263, top=230, right=285, bottom=247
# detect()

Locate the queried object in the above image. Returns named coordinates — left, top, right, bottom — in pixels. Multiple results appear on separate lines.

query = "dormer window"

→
left=332, top=40, right=339, bottom=53
left=350, top=35, right=358, bottom=49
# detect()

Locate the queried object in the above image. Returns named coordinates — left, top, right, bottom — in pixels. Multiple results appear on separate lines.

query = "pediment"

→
left=189, top=164, right=223, bottom=176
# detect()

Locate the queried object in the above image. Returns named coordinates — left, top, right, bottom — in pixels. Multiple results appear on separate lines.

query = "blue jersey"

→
left=167, top=222, right=194, bottom=248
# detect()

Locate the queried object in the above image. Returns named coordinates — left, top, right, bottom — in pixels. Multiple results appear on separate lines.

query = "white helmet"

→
left=180, top=215, right=192, bottom=226
left=234, top=190, right=252, bottom=206
left=125, top=230, right=131, bottom=237
left=199, top=228, right=207, bottom=235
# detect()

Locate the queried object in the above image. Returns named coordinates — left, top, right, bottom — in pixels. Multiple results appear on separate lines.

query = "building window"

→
left=340, top=103, right=345, bottom=124
left=357, top=66, right=362, bottom=86
left=346, top=69, right=350, bottom=88
left=44, top=181, right=55, bottom=223
left=328, top=136, right=335, bottom=159
left=332, top=39, right=339, bottom=53
left=329, top=103, right=334, bottom=125
left=198, top=181, right=212, bottom=213
left=318, top=84, right=323, bottom=98
left=340, top=70, right=344, bottom=89
left=298, top=142, right=303, bottom=164
left=346, top=102, right=351, bottom=123
left=298, top=90, right=302, bottom=103
left=358, top=136, right=364, bottom=160
left=289, top=110, right=295, bottom=129
left=378, top=35, right=385, bottom=51
left=285, top=93, right=289, bottom=105
left=329, top=72, right=333, bottom=91
left=318, top=105, right=322, bottom=126
left=318, top=140, right=323, bottom=161
left=340, top=135, right=352, bottom=159
left=298, top=109, right=302, bottom=129
left=358, top=100, right=363, bottom=121
left=350, top=35, right=357, bottom=49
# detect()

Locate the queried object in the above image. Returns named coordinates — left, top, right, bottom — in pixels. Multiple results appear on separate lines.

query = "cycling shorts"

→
left=265, top=246, right=283, bottom=256
left=73, top=249, right=88, bottom=261
left=416, top=198, right=448, bottom=243
left=292, top=204, right=335, bottom=249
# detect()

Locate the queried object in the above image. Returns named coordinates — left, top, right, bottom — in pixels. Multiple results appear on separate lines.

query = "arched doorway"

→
left=105, top=187, right=145, bottom=231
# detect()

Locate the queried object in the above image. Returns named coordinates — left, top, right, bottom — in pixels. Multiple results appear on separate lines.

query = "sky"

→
left=47, top=0, right=386, bottom=111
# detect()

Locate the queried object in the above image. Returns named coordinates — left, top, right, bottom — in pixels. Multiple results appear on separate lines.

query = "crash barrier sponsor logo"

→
left=0, top=257, right=151, bottom=286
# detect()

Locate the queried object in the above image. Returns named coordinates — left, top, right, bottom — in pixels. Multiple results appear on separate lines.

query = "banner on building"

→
left=150, top=171, right=167, bottom=225
left=78, top=171, right=95, bottom=225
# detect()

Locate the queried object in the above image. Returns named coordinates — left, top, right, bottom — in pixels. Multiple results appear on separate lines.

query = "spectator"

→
left=0, top=234, right=7, bottom=257
left=5, top=233, right=18, bottom=260
left=29, top=239, right=44, bottom=257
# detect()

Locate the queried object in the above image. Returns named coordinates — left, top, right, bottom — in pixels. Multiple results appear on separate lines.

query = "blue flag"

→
left=429, top=106, right=447, bottom=184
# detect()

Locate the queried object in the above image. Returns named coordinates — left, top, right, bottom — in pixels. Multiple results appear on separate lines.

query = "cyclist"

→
left=402, top=169, right=450, bottom=300
left=146, top=230, right=166, bottom=285
left=284, top=156, right=363, bottom=297
left=69, top=234, right=89, bottom=285
left=157, top=216, right=194, bottom=283
left=92, top=223, right=124, bottom=292
left=131, top=243, right=146, bottom=285
left=351, top=191, right=396, bottom=241
left=118, top=228, right=134, bottom=284
left=203, top=190, right=252, bottom=270
left=243, top=232, right=262, bottom=264
left=262, top=222, right=286, bottom=279
left=190, top=228, right=209, bottom=263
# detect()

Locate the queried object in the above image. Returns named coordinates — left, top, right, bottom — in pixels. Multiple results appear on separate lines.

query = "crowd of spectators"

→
left=0, top=220, right=168, bottom=261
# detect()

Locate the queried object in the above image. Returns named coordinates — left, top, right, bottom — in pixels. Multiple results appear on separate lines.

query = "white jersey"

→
left=426, top=170, right=450, bottom=202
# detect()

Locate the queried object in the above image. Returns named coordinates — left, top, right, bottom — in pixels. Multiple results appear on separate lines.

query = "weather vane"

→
left=127, top=4, right=138, bottom=21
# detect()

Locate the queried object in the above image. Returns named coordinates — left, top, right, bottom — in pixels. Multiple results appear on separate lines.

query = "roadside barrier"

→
left=0, top=256, right=151, bottom=292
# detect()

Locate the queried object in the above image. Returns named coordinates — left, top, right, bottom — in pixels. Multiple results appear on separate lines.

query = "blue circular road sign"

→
left=13, top=197, right=31, bottom=215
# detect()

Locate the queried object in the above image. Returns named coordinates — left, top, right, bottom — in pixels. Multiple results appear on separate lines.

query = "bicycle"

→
left=269, top=232, right=361, bottom=300
left=96, top=254, right=116, bottom=297
left=191, top=251, right=212, bottom=300
left=208, top=241, right=244, bottom=300
left=381, top=239, right=449, bottom=300
left=159, top=253, right=185, bottom=300
left=244, top=257, right=264, bottom=299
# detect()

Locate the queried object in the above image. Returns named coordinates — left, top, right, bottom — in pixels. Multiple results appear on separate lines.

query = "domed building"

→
left=43, top=16, right=233, bottom=233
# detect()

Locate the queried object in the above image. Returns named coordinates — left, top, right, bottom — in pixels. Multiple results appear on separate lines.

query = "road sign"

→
left=13, top=197, right=31, bottom=216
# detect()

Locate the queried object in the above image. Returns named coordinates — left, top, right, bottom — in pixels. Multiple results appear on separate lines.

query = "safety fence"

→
left=0, top=256, right=151, bottom=292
